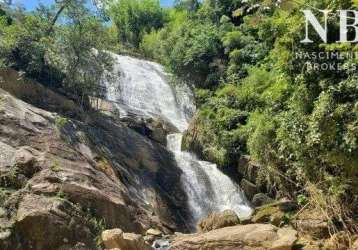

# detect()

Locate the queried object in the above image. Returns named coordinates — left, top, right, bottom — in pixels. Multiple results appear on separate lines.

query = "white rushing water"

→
left=105, top=54, right=252, bottom=226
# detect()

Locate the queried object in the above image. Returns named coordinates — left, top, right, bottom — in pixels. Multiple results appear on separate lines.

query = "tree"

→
left=174, top=0, right=200, bottom=13
left=0, top=5, right=12, bottom=25
left=108, top=0, right=165, bottom=48
left=165, top=21, right=223, bottom=88
left=0, top=8, right=53, bottom=77
left=47, top=0, right=113, bottom=107
left=0, top=0, right=113, bottom=108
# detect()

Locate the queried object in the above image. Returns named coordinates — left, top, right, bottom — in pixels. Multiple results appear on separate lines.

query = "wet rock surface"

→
left=120, top=115, right=179, bottom=145
left=152, top=238, right=170, bottom=250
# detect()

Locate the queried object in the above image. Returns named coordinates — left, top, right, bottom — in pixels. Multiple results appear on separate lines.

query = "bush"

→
left=108, top=0, right=166, bottom=48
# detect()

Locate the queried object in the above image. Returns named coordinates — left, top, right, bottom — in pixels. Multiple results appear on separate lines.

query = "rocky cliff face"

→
left=0, top=72, right=191, bottom=249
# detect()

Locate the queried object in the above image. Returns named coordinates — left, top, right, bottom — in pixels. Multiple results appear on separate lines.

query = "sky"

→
left=11, top=0, right=174, bottom=10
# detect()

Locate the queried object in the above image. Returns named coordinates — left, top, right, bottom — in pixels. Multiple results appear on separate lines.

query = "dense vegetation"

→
left=137, top=0, right=358, bottom=237
left=0, top=0, right=357, bottom=241
left=0, top=0, right=114, bottom=108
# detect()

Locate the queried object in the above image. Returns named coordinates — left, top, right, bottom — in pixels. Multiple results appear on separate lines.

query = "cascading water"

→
left=105, top=54, right=252, bottom=228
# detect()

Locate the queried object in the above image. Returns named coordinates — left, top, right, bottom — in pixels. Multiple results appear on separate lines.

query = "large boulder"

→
left=145, top=117, right=178, bottom=144
left=251, top=200, right=298, bottom=227
left=15, top=194, right=95, bottom=250
left=101, top=229, right=152, bottom=250
left=171, top=224, right=297, bottom=250
left=120, top=115, right=178, bottom=145
left=101, top=229, right=124, bottom=249
left=197, top=210, right=240, bottom=232
left=252, top=193, right=274, bottom=207
left=252, top=205, right=284, bottom=226
left=181, top=113, right=206, bottom=159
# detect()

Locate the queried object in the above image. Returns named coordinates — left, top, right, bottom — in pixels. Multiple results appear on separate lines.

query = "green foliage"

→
left=167, top=21, right=223, bottom=87
left=0, top=12, right=51, bottom=75
left=194, top=88, right=211, bottom=107
left=50, top=16, right=113, bottom=105
left=0, top=1, right=113, bottom=109
left=0, top=7, right=12, bottom=25
left=245, top=111, right=276, bottom=162
left=69, top=202, right=107, bottom=248
left=174, top=0, right=200, bottom=13
left=9, top=165, right=18, bottom=183
left=82, top=207, right=106, bottom=247
left=50, top=161, right=62, bottom=172
left=0, top=0, right=356, bottom=233
left=108, top=0, right=165, bottom=48
left=146, top=0, right=358, bottom=229
left=297, top=194, right=309, bottom=206
left=140, top=29, right=162, bottom=59
left=55, top=116, right=69, bottom=129
left=56, top=188, right=66, bottom=199
left=90, top=217, right=106, bottom=247
left=281, top=212, right=294, bottom=226
left=140, top=7, right=225, bottom=87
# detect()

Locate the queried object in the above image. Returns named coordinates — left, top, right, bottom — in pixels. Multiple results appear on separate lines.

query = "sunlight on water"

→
left=104, top=54, right=252, bottom=226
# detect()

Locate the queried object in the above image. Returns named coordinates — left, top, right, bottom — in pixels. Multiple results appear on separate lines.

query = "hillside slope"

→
left=0, top=71, right=191, bottom=249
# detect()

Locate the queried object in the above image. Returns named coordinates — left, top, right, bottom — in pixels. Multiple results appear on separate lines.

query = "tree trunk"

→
left=47, top=0, right=71, bottom=34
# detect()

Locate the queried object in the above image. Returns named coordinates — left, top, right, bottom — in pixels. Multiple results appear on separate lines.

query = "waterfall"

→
left=104, top=54, right=252, bottom=227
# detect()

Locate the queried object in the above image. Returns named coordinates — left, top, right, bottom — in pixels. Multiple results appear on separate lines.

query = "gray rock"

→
left=120, top=115, right=178, bottom=145
left=278, top=200, right=298, bottom=212
left=152, top=239, right=170, bottom=250
left=237, top=155, right=259, bottom=183
left=252, top=193, right=273, bottom=207
left=15, top=194, right=95, bottom=249
left=0, top=142, right=15, bottom=170
left=240, top=179, right=258, bottom=200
